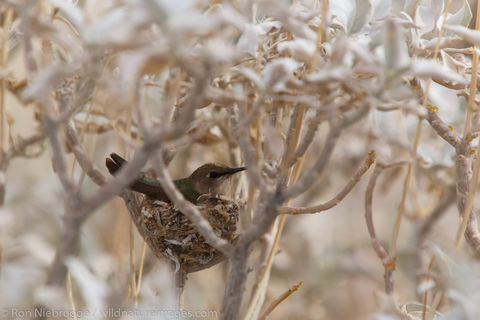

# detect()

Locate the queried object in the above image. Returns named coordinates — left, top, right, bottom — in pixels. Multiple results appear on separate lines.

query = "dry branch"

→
left=280, top=150, right=375, bottom=215
left=258, top=281, right=302, bottom=320
left=365, top=161, right=410, bottom=293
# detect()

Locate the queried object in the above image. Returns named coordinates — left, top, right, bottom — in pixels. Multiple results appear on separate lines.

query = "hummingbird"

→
left=105, top=153, right=246, bottom=204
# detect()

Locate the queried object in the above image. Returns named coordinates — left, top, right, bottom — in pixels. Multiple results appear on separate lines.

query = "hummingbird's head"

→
left=190, top=163, right=246, bottom=196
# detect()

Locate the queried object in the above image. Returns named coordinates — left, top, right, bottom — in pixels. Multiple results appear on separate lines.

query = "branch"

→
left=8, top=132, right=45, bottom=159
left=280, top=150, right=375, bottom=215
left=230, top=108, right=268, bottom=193
left=288, top=108, right=322, bottom=168
left=454, top=153, right=480, bottom=255
left=280, top=105, right=307, bottom=180
left=65, top=120, right=105, bottom=186
left=426, top=108, right=461, bottom=149
left=364, top=160, right=410, bottom=294
left=221, top=190, right=285, bottom=320
left=47, top=146, right=152, bottom=286
left=365, top=166, right=389, bottom=261
left=284, top=105, right=369, bottom=200
left=426, top=105, right=480, bottom=254
left=43, top=116, right=76, bottom=198
left=415, top=186, right=455, bottom=298
left=258, top=281, right=302, bottom=320
left=282, top=121, right=340, bottom=199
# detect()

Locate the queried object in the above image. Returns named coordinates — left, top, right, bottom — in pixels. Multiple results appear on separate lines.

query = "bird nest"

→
left=122, top=191, right=239, bottom=273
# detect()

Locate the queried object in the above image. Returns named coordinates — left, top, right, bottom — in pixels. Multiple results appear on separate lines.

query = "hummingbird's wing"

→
left=105, top=153, right=170, bottom=202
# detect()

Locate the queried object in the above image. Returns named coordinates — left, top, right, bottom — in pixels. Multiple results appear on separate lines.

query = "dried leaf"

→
left=410, top=58, right=467, bottom=86
left=442, top=0, right=472, bottom=33
left=444, top=24, right=480, bottom=45
left=349, top=0, right=373, bottom=34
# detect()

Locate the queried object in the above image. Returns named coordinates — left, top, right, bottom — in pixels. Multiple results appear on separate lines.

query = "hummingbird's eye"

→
left=208, top=171, right=220, bottom=178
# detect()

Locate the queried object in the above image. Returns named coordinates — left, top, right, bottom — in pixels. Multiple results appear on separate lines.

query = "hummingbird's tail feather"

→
left=105, top=153, right=123, bottom=175
left=110, top=152, right=127, bottom=167
left=105, top=153, right=170, bottom=202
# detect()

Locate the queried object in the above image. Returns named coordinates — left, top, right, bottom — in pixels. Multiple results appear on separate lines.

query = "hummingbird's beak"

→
left=229, top=167, right=246, bottom=174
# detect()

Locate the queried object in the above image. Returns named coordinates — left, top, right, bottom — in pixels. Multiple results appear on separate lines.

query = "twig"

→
left=135, top=242, right=147, bottom=295
left=425, top=104, right=480, bottom=254
left=258, top=281, right=303, bottom=320
left=43, top=116, right=77, bottom=199
left=238, top=91, right=267, bottom=129
left=48, top=94, right=155, bottom=286
left=365, top=161, right=410, bottom=293
left=417, top=187, right=456, bottom=247
left=388, top=119, right=421, bottom=260
left=288, top=108, right=323, bottom=167
left=66, top=272, right=77, bottom=320
left=426, top=109, right=461, bottom=149
left=415, top=186, right=455, bottom=300
left=1, top=7, right=14, bottom=151
left=455, top=0, right=480, bottom=251
left=129, top=219, right=138, bottom=306
left=65, top=120, right=105, bottom=186
left=422, top=257, right=436, bottom=320
left=284, top=105, right=369, bottom=200
left=280, top=150, right=375, bottom=215
left=386, top=0, right=454, bottom=289
left=221, top=191, right=284, bottom=320
left=245, top=230, right=275, bottom=317
left=175, top=268, right=187, bottom=310
left=279, top=105, right=306, bottom=182
left=245, top=102, right=308, bottom=320
left=282, top=121, right=340, bottom=199
left=454, top=150, right=480, bottom=254
left=230, top=108, right=268, bottom=193
left=455, top=141, right=480, bottom=249
left=365, top=166, right=389, bottom=261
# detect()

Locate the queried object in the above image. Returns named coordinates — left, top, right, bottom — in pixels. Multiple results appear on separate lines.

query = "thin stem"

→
left=455, top=0, right=480, bottom=250
left=365, top=161, right=410, bottom=293
left=135, top=241, right=147, bottom=295
left=389, top=120, right=421, bottom=257
left=129, top=219, right=138, bottom=305
left=258, top=281, right=302, bottom=320
left=390, top=0, right=454, bottom=263
left=280, top=150, right=375, bottom=215
left=66, top=272, right=78, bottom=320
left=1, top=8, right=14, bottom=151
left=175, top=268, right=187, bottom=310
left=245, top=104, right=307, bottom=320
left=455, top=141, right=480, bottom=249
left=422, top=257, right=436, bottom=320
